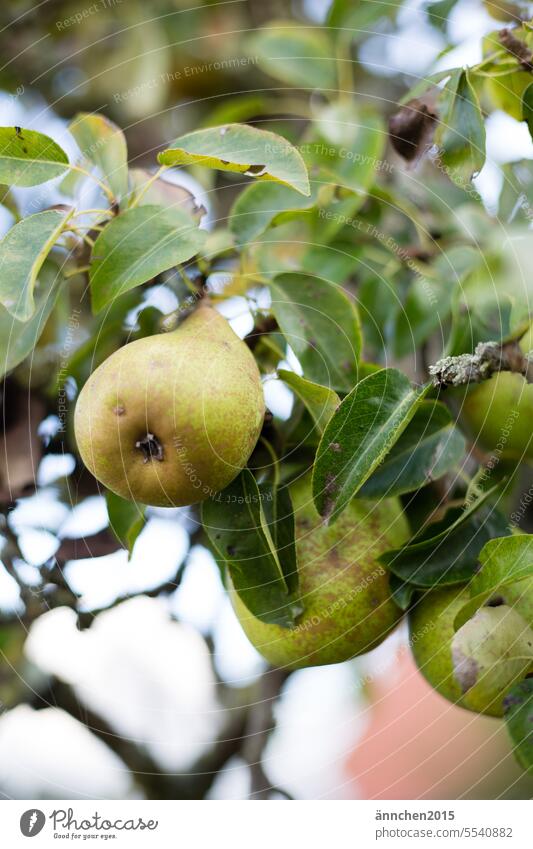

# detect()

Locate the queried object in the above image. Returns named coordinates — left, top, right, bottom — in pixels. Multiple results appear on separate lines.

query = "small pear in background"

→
left=74, top=302, right=265, bottom=507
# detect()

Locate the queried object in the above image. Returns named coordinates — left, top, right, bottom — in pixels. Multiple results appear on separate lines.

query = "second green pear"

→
left=74, top=303, right=265, bottom=507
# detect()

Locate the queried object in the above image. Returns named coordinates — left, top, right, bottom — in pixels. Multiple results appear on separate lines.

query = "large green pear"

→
left=230, top=476, right=410, bottom=669
left=410, top=579, right=533, bottom=717
left=74, top=303, right=264, bottom=507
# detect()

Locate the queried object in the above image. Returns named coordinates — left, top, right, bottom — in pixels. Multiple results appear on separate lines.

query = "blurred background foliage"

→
left=1, top=0, right=533, bottom=800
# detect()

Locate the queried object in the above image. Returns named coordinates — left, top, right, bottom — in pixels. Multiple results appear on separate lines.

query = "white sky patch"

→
left=212, top=597, right=266, bottom=686
left=25, top=599, right=222, bottom=772
left=8, top=489, right=69, bottom=534
left=170, top=545, right=224, bottom=634
left=16, top=528, right=59, bottom=566
left=58, top=495, right=109, bottom=539
left=37, top=453, right=76, bottom=487
left=263, top=663, right=367, bottom=800
left=0, top=704, right=133, bottom=799
left=64, top=516, right=188, bottom=610
left=263, top=378, right=294, bottom=421
left=0, top=562, right=23, bottom=613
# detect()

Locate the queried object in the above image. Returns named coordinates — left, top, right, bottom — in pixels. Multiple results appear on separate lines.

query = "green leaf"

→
left=69, top=113, right=128, bottom=201
left=504, top=679, right=533, bottom=774
left=327, top=0, right=400, bottom=34
left=0, top=259, right=65, bottom=379
left=435, top=68, right=486, bottom=180
left=0, top=184, right=19, bottom=220
left=229, top=181, right=318, bottom=246
left=89, top=205, right=206, bottom=313
left=270, top=271, right=361, bottom=392
left=454, top=535, right=533, bottom=630
left=278, top=370, right=340, bottom=435
left=0, top=208, right=72, bottom=321
left=310, top=104, right=386, bottom=195
left=389, top=574, right=417, bottom=611
left=158, top=124, right=310, bottom=196
left=521, top=81, right=533, bottom=140
left=426, top=0, right=460, bottom=31
left=247, top=21, right=337, bottom=89
left=259, top=481, right=299, bottom=598
left=393, top=246, right=480, bottom=358
left=380, top=487, right=510, bottom=588
left=0, top=127, right=69, bottom=186
left=359, top=401, right=466, bottom=499
left=202, top=470, right=300, bottom=627
left=312, top=369, right=428, bottom=523
left=106, top=490, right=146, bottom=557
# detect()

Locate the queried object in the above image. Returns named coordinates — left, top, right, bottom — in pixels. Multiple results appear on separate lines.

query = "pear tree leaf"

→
left=247, top=21, right=337, bottom=89
left=277, top=370, right=340, bottom=436
left=202, top=470, right=301, bottom=627
left=380, top=484, right=510, bottom=588
left=258, top=481, right=299, bottom=598
left=426, top=0, right=460, bottom=31
left=270, top=272, right=361, bottom=392
left=158, top=124, right=310, bottom=196
left=389, top=574, right=417, bottom=611
left=0, top=127, right=69, bottom=186
left=309, top=103, right=386, bottom=196
left=69, top=113, right=128, bottom=201
left=503, top=678, right=533, bottom=774
left=312, top=369, right=429, bottom=523
left=435, top=68, right=486, bottom=180
left=454, top=535, right=533, bottom=630
left=522, top=81, right=533, bottom=140
left=106, top=490, right=146, bottom=558
left=359, top=401, right=466, bottom=499
left=89, top=205, right=206, bottom=313
left=0, top=258, right=66, bottom=379
left=327, top=0, right=400, bottom=34
left=0, top=208, right=72, bottom=321
left=229, top=181, right=319, bottom=246
left=0, top=184, right=19, bottom=219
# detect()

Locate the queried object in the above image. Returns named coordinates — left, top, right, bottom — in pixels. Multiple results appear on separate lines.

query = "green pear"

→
left=451, top=605, right=533, bottom=716
left=460, top=372, right=533, bottom=460
left=409, top=585, right=469, bottom=708
left=230, top=475, right=409, bottom=669
left=74, top=302, right=264, bottom=507
left=409, top=580, right=533, bottom=717
left=460, top=328, right=533, bottom=460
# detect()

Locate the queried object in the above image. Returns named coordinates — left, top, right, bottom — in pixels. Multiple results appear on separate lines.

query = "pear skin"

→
left=409, top=581, right=533, bottom=718
left=74, top=303, right=264, bottom=507
left=409, top=586, right=469, bottom=709
left=230, top=476, right=409, bottom=669
left=459, top=327, right=533, bottom=460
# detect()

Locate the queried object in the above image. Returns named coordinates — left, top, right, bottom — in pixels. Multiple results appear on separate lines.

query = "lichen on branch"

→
left=429, top=341, right=533, bottom=388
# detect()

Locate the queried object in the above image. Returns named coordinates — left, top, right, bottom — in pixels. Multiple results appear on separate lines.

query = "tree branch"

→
left=429, top=340, right=533, bottom=388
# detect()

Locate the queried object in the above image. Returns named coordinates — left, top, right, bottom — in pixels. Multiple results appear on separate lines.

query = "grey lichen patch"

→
left=430, top=340, right=533, bottom=388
